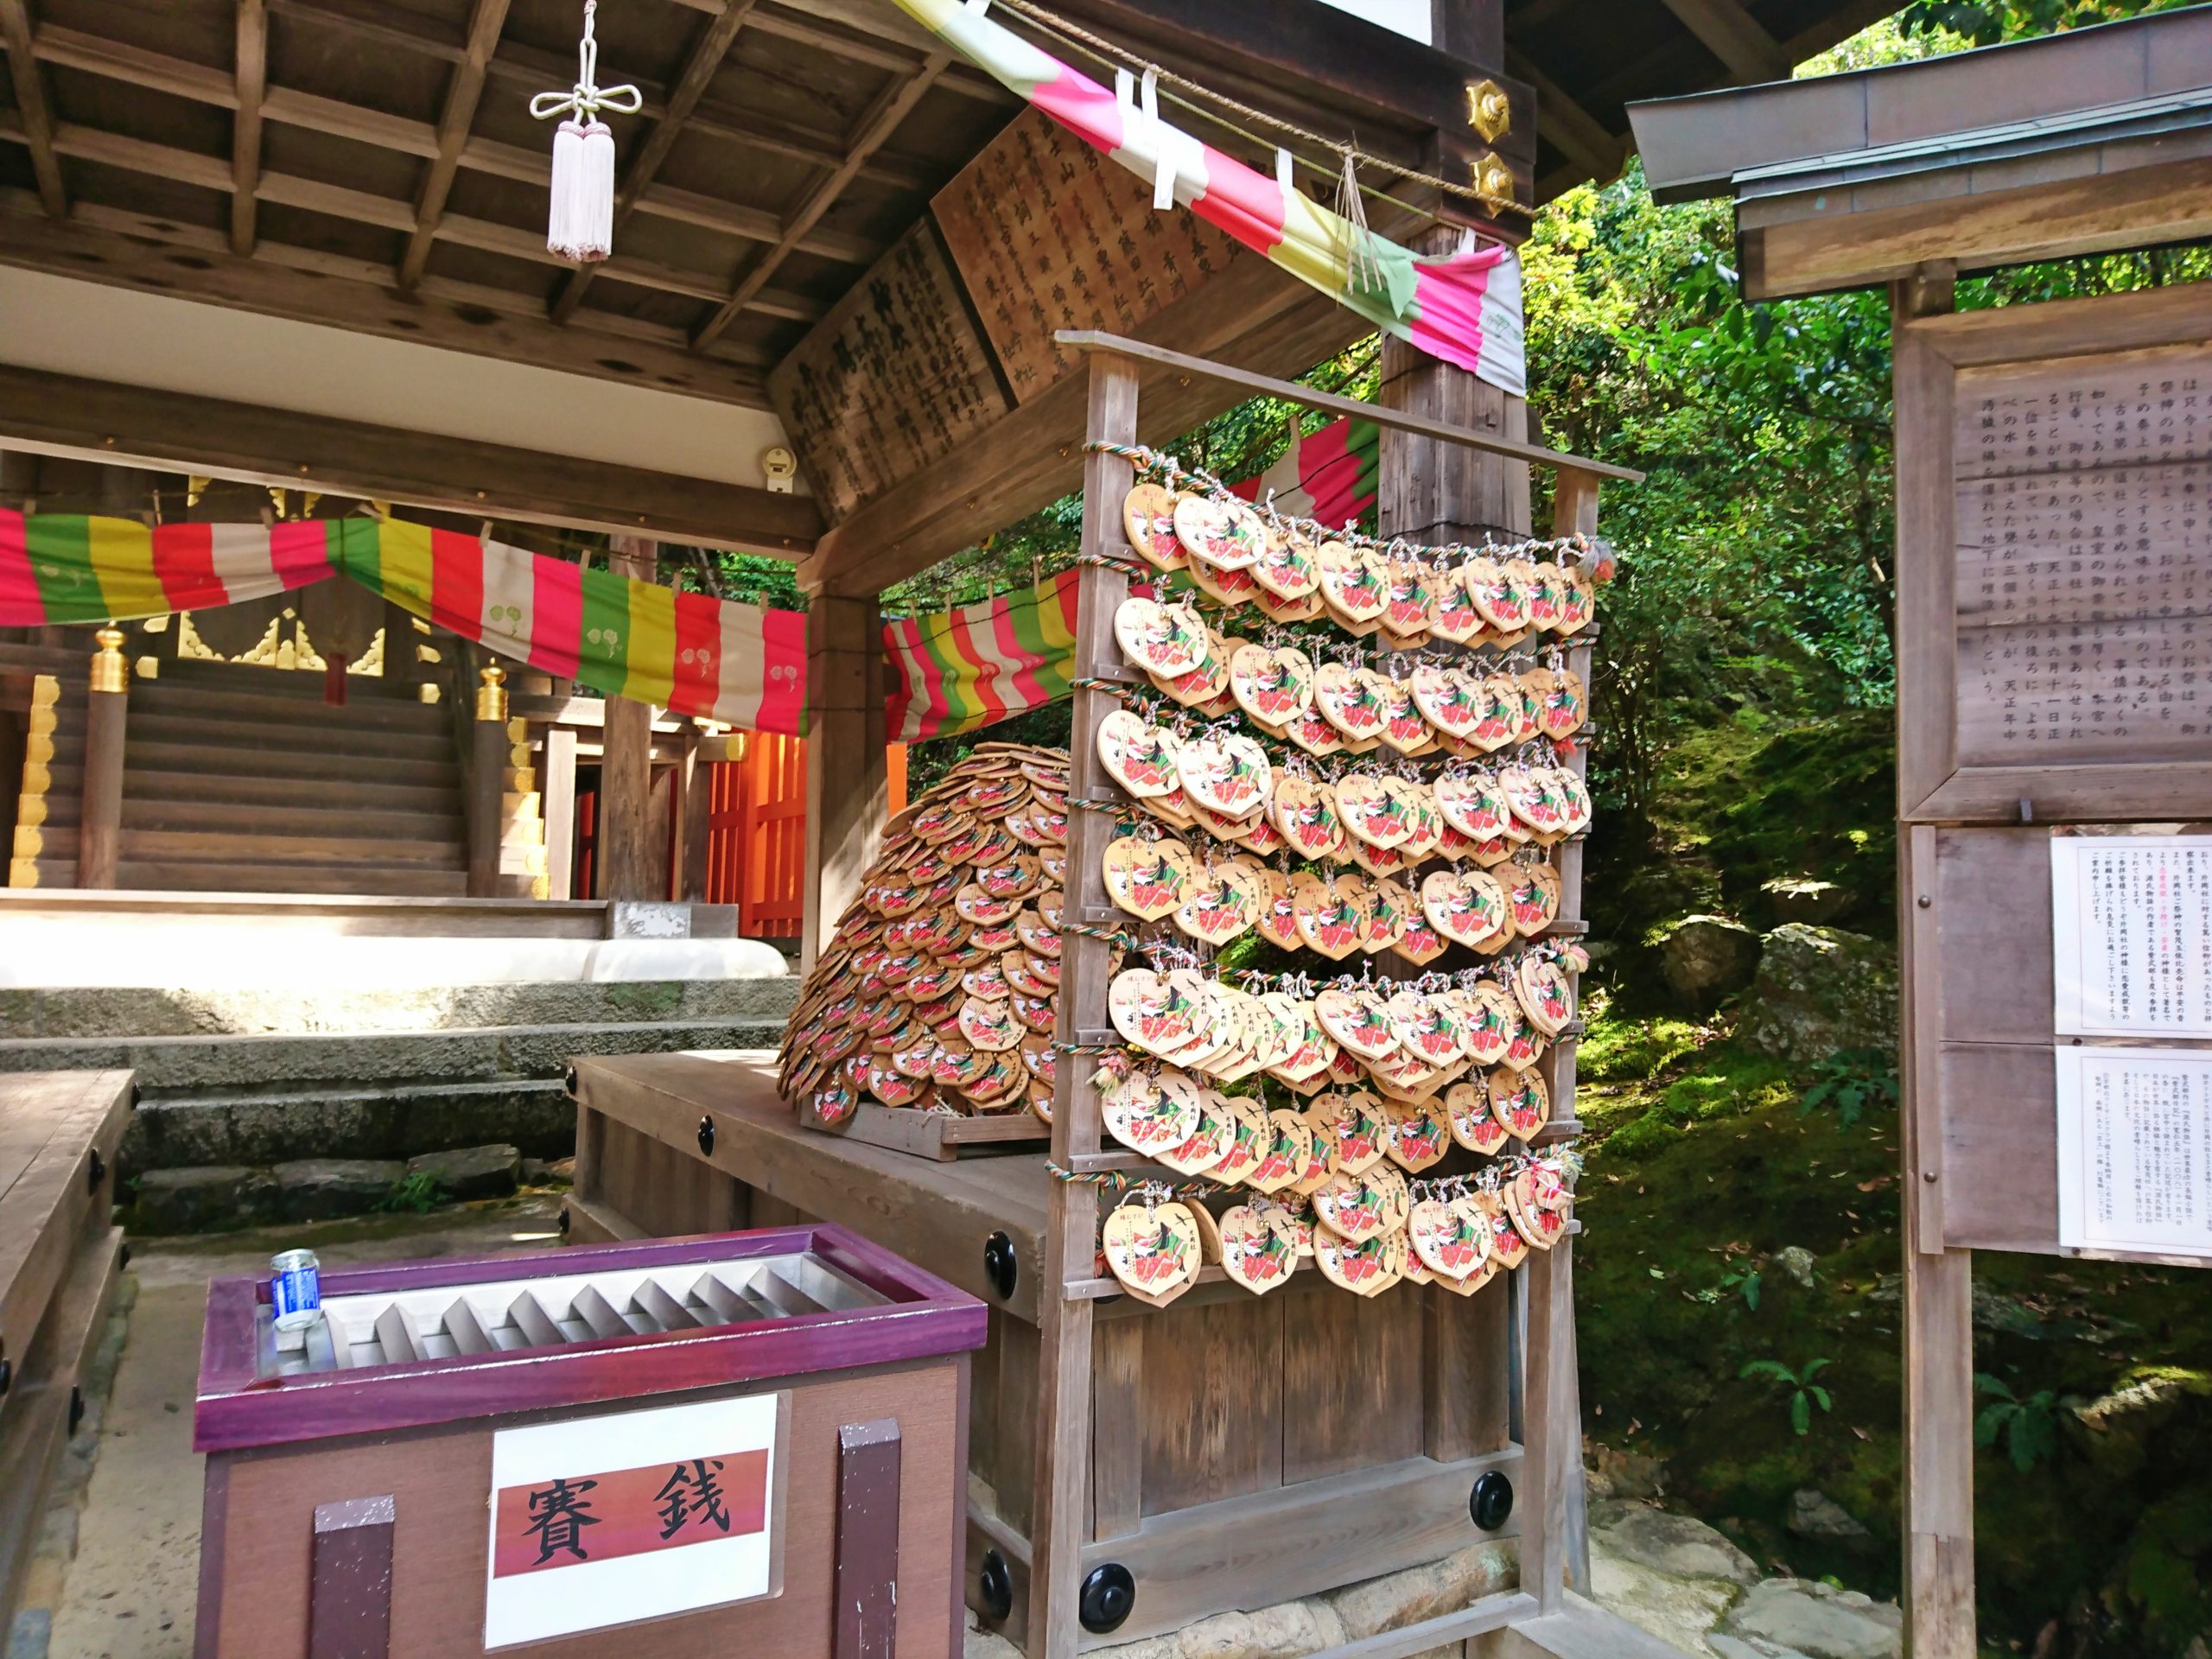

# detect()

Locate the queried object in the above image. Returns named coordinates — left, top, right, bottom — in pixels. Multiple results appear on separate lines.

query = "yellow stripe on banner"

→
left=86, top=518, right=165, bottom=620
left=1274, top=190, right=1354, bottom=305
left=622, top=573, right=677, bottom=709
left=377, top=519, right=436, bottom=621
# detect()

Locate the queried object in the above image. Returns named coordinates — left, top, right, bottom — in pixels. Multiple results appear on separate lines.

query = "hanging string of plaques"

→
left=1083, top=443, right=1605, bottom=1306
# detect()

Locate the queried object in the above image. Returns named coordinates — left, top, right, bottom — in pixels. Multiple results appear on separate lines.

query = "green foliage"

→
left=1974, top=1374, right=2067, bottom=1473
left=1800, top=1048, right=1899, bottom=1131
left=1576, top=1007, right=1705, bottom=1083
left=1741, top=1357, right=1834, bottom=1436
left=376, top=1171, right=446, bottom=1214
left=1899, top=0, right=2191, bottom=47
left=1693, top=1265, right=1763, bottom=1312
left=2121, top=1490, right=2212, bottom=1646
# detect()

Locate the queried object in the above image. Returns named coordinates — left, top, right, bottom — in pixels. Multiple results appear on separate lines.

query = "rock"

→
left=1592, top=1502, right=1761, bottom=1588
left=1720, top=1579, right=1902, bottom=1659
left=407, top=1143, right=520, bottom=1202
left=130, top=1166, right=252, bottom=1234
left=1761, top=878, right=1854, bottom=927
left=1586, top=1440, right=1666, bottom=1500
left=2074, top=1375, right=2189, bottom=1478
left=1655, top=916, right=1761, bottom=1007
left=1775, top=1247, right=1818, bottom=1290
left=270, top=1158, right=406, bottom=1222
left=547, top=1156, right=576, bottom=1182
left=1735, top=926, right=1898, bottom=1064
left=1322, top=1540, right=1515, bottom=1639
left=1785, top=1491, right=1872, bottom=1545
left=520, top=1158, right=550, bottom=1185
left=1588, top=1544, right=1739, bottom=1656
left=963, top=1625, right=1025, bottom=1659
left=1169, top=1601, right=1347, bottom=1659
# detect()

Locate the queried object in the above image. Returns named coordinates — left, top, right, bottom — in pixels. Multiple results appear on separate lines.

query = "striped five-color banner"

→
left=881, top=566, right=1081, bottom=743
left=0, top=511, right=810, bottom=737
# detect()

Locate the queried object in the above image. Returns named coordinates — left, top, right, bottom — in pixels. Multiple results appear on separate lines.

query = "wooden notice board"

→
left=932, top=111, right=1246, bottom=404
left=766, top=220, right=1014, bottom=523
left=1896, top=283, right=2212, bottom=823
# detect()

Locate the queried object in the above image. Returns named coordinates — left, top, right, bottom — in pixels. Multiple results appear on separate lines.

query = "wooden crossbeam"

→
left=0, top=0, right=65, bottom=217
left=553, top=0, right=761, bottom=326
left=1656, top=0, right=1789, bottom=84
left=1505, top=48, right=1627, bottom=183
left=397, top=0, right=512, bottom=291
left=0, top=194, right=775, bottom=405
left=230, top=0, right=267, bottom=254
left=690, top=52, right=948, bottom=350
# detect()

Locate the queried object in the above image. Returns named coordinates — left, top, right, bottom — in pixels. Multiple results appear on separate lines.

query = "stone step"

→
left=0, top=976, right=797, bottom=1038
left=0, top=1017, right=789, bottom=1097
left=119, top=1076, right=579, bottom=1173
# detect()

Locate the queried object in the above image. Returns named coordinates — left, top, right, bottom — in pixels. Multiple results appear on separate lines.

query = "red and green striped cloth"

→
left=881, top=566, right=1081, bottom=743
left=0, top=511, right=809, bottom=735
left=1225, top=416, right=1380, bottom=531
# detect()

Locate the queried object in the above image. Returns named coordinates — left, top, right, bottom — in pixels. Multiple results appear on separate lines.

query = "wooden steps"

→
left=117, top=830, right=468, bottom=868
left=128, top=682, right=452, bottom=732
left=126, top=710, right=454, bottom=762
left=114, top=861, right=472, bottom=895
left=120, top=740, right=459, bottom=787
left=118, top=798, right=464, bottom=840
left=116, top=768, right=461, bottom=813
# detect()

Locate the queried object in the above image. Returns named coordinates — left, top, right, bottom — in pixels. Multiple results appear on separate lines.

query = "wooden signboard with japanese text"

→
left=1897, top=285, right=2212, bottom=823
left=766, top=221, right=1012, bottom=524
left=931, top=111, right=1246, bottom=404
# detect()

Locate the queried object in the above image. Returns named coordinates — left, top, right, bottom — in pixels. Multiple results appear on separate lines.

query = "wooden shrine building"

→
left=1631, top=12, right=2212, bottom=1657
left=0, top=0, right=1888, bottom=917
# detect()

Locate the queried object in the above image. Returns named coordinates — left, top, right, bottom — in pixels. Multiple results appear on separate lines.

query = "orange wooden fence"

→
left=704, top=738, right=906, bottom=936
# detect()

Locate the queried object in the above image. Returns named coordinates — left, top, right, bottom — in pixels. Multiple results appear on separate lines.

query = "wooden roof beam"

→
left=230, top=0, right=267, bottom=254
left=397, top=0, right=512, bottom=291
left=0, top=0, right=66, bottom=217
left=1505, top=49, right=1627, bottom=184
left=745, top=3, right=1003, bottom=103
left=690, top=51, right=948, bottom=350
left=551, top=0, right=761, bottom=326
left=1656, top=0, right=1789, bottom=86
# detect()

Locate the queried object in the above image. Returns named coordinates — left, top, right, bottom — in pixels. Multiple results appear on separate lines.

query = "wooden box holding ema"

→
left=192, top=1225, right=983, bottom=1659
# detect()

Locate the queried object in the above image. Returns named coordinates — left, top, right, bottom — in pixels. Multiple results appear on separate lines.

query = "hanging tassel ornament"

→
left=1332, top=145, right=1385, bottom=301
left=530, top=1, right=642, bottom=264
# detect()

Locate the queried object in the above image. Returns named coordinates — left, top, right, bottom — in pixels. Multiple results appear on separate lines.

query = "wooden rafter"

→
left=230, top=0, right=267, bottom=254
left=691, top=52, right=949, bottom=350
left=0, top=193, right=777, bottom=397
left=0, top=0, right=65, bottom=217
left=1656, top=0, right=1789, bottom=84
left=397, top=0, right=512, bottom=291
left=1505, top=49, right=1626, bottom=183
left=553, top=0, right=761, bottom=326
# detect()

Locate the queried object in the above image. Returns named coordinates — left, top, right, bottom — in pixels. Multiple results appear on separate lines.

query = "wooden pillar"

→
left=597, top=537, right=658, bottom=901
left=1894, top=264, right=1977, bottom=1659
left=543, top=727, right=578, bottom=902
left=1032, top=351, right=1139, bottom=1659
left=382, top=600, right=421, bottom=690
left=799, top=594, right=887, bottom=972
left=677, top=728, right=714, bottom=903
left=467, top=664, right=508, bottom=899
left=77, top=627, right=129, bottom=889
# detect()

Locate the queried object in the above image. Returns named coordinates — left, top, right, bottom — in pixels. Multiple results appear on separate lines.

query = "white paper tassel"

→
left=547, top=117, right=615, bottom=264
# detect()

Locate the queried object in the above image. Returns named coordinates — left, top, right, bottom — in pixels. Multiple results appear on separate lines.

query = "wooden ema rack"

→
left=567, top=335, right=1682, bottom=1659
left=0, top=1071, right=130, bottom=1638
left=192, top=1224, right=984, bottom=1659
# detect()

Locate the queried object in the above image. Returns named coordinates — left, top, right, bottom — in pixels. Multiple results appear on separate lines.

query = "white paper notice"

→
left=2050, top=836, right=2212, bottom=1037
left=483, top=1391, right=784, bottom=1649
left=2056, top=1046, right=2212, bottom=1260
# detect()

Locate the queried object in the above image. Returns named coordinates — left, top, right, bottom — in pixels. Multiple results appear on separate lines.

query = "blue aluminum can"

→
left=270, top=1249, right=321, bottom=1331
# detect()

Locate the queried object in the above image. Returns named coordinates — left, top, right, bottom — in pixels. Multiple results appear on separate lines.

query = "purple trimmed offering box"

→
left=194, top=1224, right=982, bottom=1659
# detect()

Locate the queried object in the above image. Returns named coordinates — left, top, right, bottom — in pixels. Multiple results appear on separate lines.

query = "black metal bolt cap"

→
left=87, top=1148, right=105, bottom=1192
left=1471, top=1471, right=1514, bottom=1531
left=0, top=1356, right=10, bottom=1396
left=978, top=1549, right=1014, bottom=1624
left=68, top=1386, right=84, bottom=1434
left=697, top=1116, right=716, bottom=1156
left=557, top=1207, right=572, bottom=1236
left=1079, top=1564, right=1135, bottom=1634
left=563, top=1065, right=578, bottom=1098
left=119, top=1243, right=131, bottom=1269
left=127, top=1080, right=141, bottom=1113
left=982, top=1230, right=1017, bottom=1300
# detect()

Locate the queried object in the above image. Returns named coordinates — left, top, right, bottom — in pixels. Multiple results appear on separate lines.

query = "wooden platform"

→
left=566, top=1052, right=1552, bottom=1654
left=0, top=1071, right=132, bottom=1633
left=794, top=1093, right=1048, bottom=1159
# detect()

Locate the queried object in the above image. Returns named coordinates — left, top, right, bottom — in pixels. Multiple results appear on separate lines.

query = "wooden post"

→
left=381, top=599, right=421, bottom=690
left=467, top=664, right=508, bottom=898
left=678, top=728, right=713, bottom=903
left=1894, top=263, right=1977, bottom=1659
left=77, top=626, right=129, bottom=889
left=799, top=594, right=887, bottom=973
left=1033, top=351, right=1139, bottom=1659
left=597, top=537, right=658, bottom=900
left=543, top=727, right=577, bottom=902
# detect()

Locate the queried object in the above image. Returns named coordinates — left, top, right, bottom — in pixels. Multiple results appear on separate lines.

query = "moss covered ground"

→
left=1580, top=709, right=2212, bottom=1656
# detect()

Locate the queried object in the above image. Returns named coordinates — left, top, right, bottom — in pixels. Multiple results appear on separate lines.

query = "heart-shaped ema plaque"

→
left=1446, top=1079, right=1511, bottom=1154
left=1178, top=731, right=1273, bottom=818
left=1115, top=596, right=1207, bottom=679
left=1097, top=709, right=1179, bottom=798
left=1122, top=483, right=1187, bottom=570
left=1315, top=986, right=1398, bottom=1062
left=1217, top=1204, right=1299, bottom=1293
left=1410, top=1195, right=1491, bottom=1281
left=1101, top=1066, right=1203, bottom=1155
left=1103, top=1201, right=1204, bottom=1306
left=1103, top=835, right=1194, bottom=922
